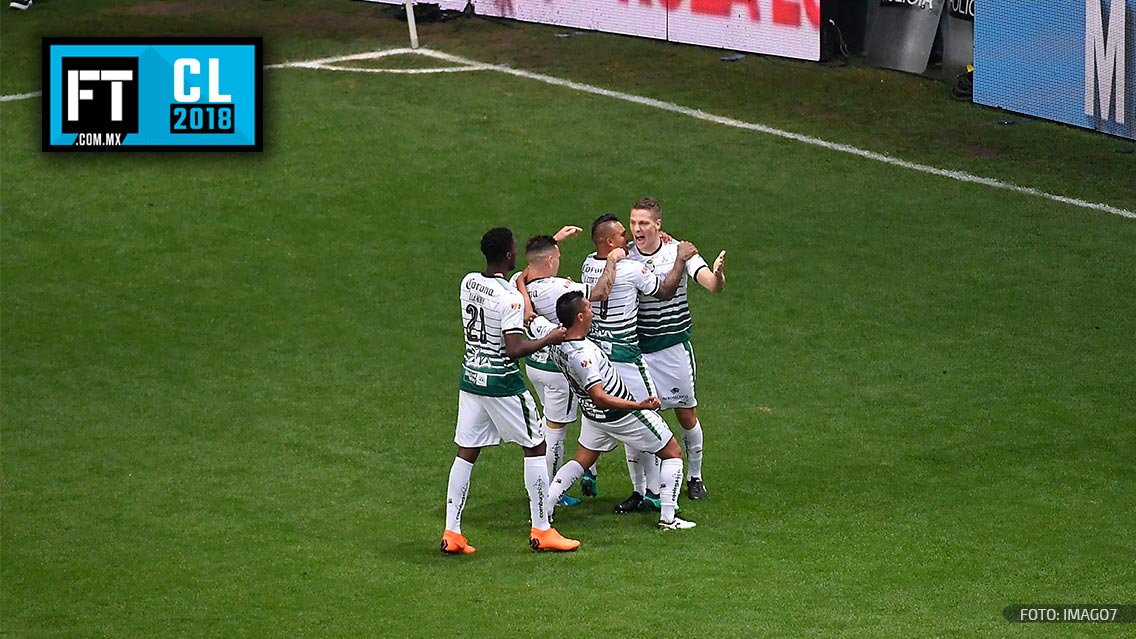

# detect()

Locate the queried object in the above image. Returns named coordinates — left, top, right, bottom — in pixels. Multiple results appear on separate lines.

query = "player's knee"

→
left=657, top=438, right=683, bottom=460
left=676, top=407, right=698, bottom=429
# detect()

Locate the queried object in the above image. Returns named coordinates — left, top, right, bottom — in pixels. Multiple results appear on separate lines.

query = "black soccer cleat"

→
left=686, top=478, right=708, bottom=500
left=580, top=470, right=598, bottom=497
left=613, top=491, right=643, bottom=514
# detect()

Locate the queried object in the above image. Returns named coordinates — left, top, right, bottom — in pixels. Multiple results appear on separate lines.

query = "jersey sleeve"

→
left=686, top=253, right=710, bottom=278
left=629, top=261, right=661, bottom=297
left=527, top=315, right=554, bottom=340
left=500, top=291, right=525, bottom=334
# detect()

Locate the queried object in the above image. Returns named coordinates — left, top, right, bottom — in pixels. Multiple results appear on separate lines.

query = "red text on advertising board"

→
left=618, top=0, right=820, bottom=27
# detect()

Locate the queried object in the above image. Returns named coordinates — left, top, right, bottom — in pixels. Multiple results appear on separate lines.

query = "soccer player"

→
left=441, top=227, right=579, bottom=555
left=514, top=233, right=623, bottom=506
left=627, top=197, right=726, bottom=500
left=538, top=291, right=696, bottom=531
left=581, top=214, right=695, bottom=513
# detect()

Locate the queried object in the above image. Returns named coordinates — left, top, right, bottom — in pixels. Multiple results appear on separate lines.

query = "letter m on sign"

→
left=1085, top=0, right=1126, bottom=123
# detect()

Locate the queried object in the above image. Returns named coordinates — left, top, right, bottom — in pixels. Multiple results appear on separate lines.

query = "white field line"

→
left=405, top=48, right=1135, bottom=220
left=1, top=91, right=41, bottom=102
left=265, top=47, right=493, bottom=73
left=6, top=47, right=1131, bottom=219
left=278, top=62, right=491, bottom=74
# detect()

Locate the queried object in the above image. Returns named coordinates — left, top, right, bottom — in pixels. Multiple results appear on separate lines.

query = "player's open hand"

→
left=607, top=247, right=627, bottom=262
left=638, top=396, right=661, bottom=410
left=677, top=241, right=699, bottom=261
left=713, top=249, right=726, bottom=274
left=543, top=325, right=568, bottom=345
left=553, top=226, right=584, bottom=242
left=659, top=231, right=674, bottom=245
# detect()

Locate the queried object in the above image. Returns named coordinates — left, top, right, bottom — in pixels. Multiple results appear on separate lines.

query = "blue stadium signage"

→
left=42, top=37, right=262, bottom=151
left=975, top=0, right=1134, bottom=140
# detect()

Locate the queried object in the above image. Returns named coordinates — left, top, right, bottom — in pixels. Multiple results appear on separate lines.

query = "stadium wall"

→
left=371, top=0, right=821, bottom=61
left=974, top=0, right=1135, bottom=140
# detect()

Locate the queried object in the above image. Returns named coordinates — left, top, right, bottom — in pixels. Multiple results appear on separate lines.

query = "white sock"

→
left=445, top=457, right=474, bottom=533
left=641, top=449, right=661, bottom=495
left=546, top=460, right=584, bottom=516
left=545, top=425, right=567, bottom=480
left=683, top=422, right=704, bottom=479
left=624, top=443, right=645, bottom=494
left=658, top=457, right=683, bottom=523
left=524, top=456, right=551, bottom=531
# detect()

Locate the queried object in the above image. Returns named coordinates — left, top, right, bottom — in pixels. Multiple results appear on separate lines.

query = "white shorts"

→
left=527, top=366, right=577, bottom=424
left=613, top=358, right=657, bottom=402
left=579, top=409, right=673, bottom=454
left=642, top=341, right=698, bottom=410
left=455, top=390, right=544, bottom=448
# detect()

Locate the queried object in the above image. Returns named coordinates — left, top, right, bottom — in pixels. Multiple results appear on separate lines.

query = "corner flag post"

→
left=404, top=0, right=420, bottom=49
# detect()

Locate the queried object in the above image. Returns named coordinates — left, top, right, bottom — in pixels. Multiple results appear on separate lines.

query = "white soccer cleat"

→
left=9, top=0, right=33, bottom=9
left=658, top=517, right=697, bottom=531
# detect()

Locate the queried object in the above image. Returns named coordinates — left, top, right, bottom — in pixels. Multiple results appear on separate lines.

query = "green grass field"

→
left=2, top=2, right=1134, bottom=637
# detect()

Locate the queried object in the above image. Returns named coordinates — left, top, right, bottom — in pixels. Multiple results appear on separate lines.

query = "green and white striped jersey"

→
left=580, top=254, right=662, bottom=363
left=458, top=272, right=527, bottom=397
left=628, top=241, right=709, bottom=354
left=518, top=275, right=590, bottom=372
left=551, top=338, right=634, bottom=422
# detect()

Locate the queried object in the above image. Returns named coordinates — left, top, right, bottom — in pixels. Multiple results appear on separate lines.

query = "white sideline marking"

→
left=5, top=47, right=1131, bottom=219
left=267, top=48, right=492, bottom=74
left=408, top=48, right=1135, bottom=220
left=283, top=63, right=490, bottom=74
left=1, top=91, right=41, bottom=102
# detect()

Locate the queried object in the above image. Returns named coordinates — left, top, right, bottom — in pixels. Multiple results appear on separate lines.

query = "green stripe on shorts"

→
left=520, top=396, right=533, bottom=438
left=682, top=340, right=697, bottom=388
left=632, top=410, right=663, bottom=440
left=636, top=360, right=655, bottom=396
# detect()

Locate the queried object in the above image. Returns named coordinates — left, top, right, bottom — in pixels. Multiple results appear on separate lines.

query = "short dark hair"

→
left=481, top=227, right=514, bottom=263
left=632, top=197, right=662, bottom=219
left=556, top=290, right=587, bottom=328
left=591, top=213, right=620, bottom=244
left=525, top=235, right=558, bottom=257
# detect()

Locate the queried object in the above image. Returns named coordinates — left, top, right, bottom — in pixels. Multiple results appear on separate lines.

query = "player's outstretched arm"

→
left=655, top=241, right=698, bottom=300
left=588, top=247, right=625, bottom=302
left=587, top=384, right=661, bottom=411
left=504, top=326, right=566, bottom=360
left=514, top=268, right=537, bottom=326
left=695, top=249, right=726, bottom=293
left=553, top=225, right=583, bottom=242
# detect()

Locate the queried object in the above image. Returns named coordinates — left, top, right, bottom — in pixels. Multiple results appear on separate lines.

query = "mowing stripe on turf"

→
left=408, top=48, right=1136, bottom=221
left=5, top=46, right=1131, bottom=220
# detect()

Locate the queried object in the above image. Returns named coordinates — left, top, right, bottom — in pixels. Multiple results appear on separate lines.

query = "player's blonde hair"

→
left=632, top=197, right=662, bottom=219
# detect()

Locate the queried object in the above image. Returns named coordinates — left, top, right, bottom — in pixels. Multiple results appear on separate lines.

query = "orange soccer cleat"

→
left=440, top=529, right=476, bottom=555
left=529, top=526, right=581, bottom=552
